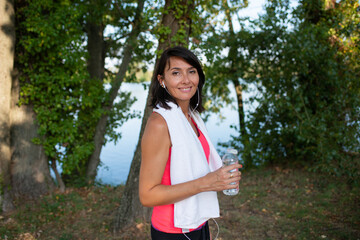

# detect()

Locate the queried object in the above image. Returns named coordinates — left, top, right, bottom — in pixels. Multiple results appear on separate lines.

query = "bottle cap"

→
left=227, top=148, right=238, bottom=155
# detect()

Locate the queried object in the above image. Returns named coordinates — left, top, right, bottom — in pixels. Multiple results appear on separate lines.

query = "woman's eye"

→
left=172, top=71, right=180, bottom=76
left=189, top=70, right=197, bottom=74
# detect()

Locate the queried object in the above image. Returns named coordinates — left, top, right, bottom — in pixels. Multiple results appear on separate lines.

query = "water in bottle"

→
left=222, top=148, right=239, bottom=196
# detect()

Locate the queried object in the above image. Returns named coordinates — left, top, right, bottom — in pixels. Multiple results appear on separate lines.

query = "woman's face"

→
left=158, top=56, right=199, bottom=107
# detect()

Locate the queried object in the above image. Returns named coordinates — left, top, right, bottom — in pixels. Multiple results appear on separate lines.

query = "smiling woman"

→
left=139, top=46, right=242, bottom=240
left=150, top=46, right=206, bottom=114
left=158, top=56, right=199, bottom=109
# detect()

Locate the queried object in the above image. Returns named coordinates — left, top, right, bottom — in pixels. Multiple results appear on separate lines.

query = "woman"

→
left=139, top=46, right=242, bottom=240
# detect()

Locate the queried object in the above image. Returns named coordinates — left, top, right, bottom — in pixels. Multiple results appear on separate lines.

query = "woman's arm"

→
left=139, top=113, right=241, bottom=207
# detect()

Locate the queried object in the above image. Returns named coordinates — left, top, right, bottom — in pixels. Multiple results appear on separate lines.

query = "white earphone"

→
left=162, top=82, right=166, bottom=88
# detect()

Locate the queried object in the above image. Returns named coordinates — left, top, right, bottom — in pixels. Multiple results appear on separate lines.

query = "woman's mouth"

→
left=179, top=87, right=192, bottom=92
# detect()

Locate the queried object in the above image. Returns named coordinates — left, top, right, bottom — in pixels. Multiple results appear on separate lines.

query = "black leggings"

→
left=151, top=222, right=210, bottom=240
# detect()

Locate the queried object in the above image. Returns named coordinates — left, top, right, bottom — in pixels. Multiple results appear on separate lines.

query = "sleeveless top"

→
left=151, top=118, right=211, bottom=233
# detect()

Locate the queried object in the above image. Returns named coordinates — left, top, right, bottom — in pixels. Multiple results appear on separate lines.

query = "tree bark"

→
left=86, top=0, right=145, bottom=181
left=10, top=73, right=55, bottom=199
left=0, top=0, right=15, bottom=213
left=113, top=0, right=193, bottom=232
left=232, top=79, right=246, bottom=140
left=51, top=158, right=65, bottom=193
left=86, top=21, right=105, bottom=81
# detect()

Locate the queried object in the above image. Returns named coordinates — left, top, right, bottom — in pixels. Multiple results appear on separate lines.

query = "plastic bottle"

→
left=222, top=148, right=239, bottom=196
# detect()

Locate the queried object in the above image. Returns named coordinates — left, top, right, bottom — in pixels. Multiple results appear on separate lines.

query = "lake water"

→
left=96, top=83, right=240, bottom=185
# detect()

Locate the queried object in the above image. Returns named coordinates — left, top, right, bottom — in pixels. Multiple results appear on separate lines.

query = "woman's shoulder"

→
left=149, top=111, right=167, bottom=126
left=144, top=112, right=169, bottom=136
left=142, top=112, right=171, bottom=148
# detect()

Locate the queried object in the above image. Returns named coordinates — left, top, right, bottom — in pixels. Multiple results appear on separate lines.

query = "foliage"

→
left=239, top=0, right=360, bottom=183
left=108, top=0, right=157, bottom=81
left=149, top=0, right=202, bottom=52
left=197, top=0, right=250, bottom=116
left=13, top=0, right=360, bottom=189
left=16, top=0, right=92, bottom=174
left=15, top=0, right=145, bottom=181
left=195, top=0, right=252, bottom=167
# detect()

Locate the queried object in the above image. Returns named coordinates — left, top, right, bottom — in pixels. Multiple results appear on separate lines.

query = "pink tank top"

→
left=151, top=119, right=210, bottom=233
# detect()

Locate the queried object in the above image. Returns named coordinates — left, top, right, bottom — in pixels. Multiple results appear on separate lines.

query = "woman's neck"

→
left=177, top=101, right=190, bottom=116
left=179, top=104, right=193, bottom=124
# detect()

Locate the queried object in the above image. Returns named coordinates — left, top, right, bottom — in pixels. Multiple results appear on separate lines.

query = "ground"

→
left=1, top=166, right=359, bottom=240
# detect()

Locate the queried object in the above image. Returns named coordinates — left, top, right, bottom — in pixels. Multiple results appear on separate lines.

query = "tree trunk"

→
left=51, top=158, right=65, bottom=193
left=10, top=71, right=55, bottom=199
left=232, top=79, right=246, bottom=140
left=60, top=4, right=107, bottom=185
left=113, top=89, right=152, bottom=233
left=0, top=0, right=15, bottom=213
left=224, top=0, right=250, bottom=166
left=86, top=22, right=105, bottom=81
left=63, top=20, right=106, bottom=184
left=113, top=0, right=193, bottom=232
left=85, top=0, right=146, bottom=181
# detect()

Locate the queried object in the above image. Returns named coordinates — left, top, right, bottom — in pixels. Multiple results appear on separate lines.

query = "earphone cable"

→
left=182, top=218, right=219, bottom=240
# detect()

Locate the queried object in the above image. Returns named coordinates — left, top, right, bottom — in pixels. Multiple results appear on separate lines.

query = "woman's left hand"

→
left=198, top=163, right=242, bottom=192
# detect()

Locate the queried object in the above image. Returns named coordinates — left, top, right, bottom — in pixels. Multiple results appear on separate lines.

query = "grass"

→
left=215, top=167, right=360, bottom=240
left=1, top=166, right=359, bottom=240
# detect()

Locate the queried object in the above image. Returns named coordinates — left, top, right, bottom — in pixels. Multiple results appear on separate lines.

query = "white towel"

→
left=153, top=101, right=222, bottom=230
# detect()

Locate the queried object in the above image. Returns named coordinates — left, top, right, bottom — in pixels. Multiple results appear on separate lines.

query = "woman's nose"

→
left=182, top=73, right=190, bottom=84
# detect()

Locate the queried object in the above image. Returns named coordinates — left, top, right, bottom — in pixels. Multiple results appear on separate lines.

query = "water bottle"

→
left=222, top=148, right=239, bottom=196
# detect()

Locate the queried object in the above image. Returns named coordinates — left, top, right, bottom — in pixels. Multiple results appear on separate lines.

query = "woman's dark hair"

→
left=150, top=46, right=205, bottom=113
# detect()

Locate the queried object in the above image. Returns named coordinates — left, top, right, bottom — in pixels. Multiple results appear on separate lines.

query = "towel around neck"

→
left=153, top=101, right=222, bottom=230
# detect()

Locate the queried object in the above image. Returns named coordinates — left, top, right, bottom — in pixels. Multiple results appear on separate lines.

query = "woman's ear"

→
left=157, top=75, right=164, bottom=88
